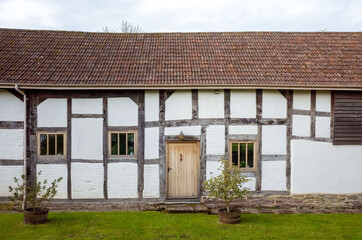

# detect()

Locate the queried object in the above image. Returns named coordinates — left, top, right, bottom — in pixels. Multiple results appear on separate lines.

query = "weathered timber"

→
left=137, top=91, right=145, bottom=199
left=286, top=90, right=293, bottom=191
left=192, top=89, right=198, bottom=120
left=311, top=90, right=316, bottom=139
left=224, top=89, right=230, bottom=160
left=199, top=126, right=207, bottom=196
left=0, top=121, right=24, bottom=129
left=67, top=98, right=72, bottom=199
left=0, top=160, right=24, bottom=165
left=255, top=89, right=262, bottom=191
left=71, top=114, right=104, bottom=118
left=159, top=90, right=166, bottom=198
left=103, top=97, right=108, bottom=200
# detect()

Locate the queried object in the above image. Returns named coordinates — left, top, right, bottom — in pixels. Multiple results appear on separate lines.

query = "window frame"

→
left=108, top=130, right=138, bottom=158
left=229, top=140, right=257, bottom=171
left=37, top=131, right=67, bottom=158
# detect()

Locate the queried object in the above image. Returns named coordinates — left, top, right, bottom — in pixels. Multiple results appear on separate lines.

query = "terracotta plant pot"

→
left=218, top=209, right=241, bottom=224
left=23, top=208, right=49, bottom=224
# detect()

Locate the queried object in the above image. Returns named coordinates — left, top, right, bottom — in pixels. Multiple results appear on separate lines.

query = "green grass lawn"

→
left=0, top=212, right=361, bottom=240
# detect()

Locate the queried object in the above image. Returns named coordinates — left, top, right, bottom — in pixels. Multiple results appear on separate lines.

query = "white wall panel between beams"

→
left=0, top=166, right=22, bottom=196
left=230, top=90, right=256, bottom=118
left=262, top=125, right=287, bottom=155
left=315, top=117, right=331, bottom=138
left=37, top=99, right=67, bottom=127
left=206, top=125, right=225, bottom=155
left=316, top=91, right=331, bottom=112
left=37, top=164, right=67, bottom=199
left=291, top=140, right=362, bottom=194
left=199, top=90, right=224, bottom=118
left=145, top=90, right=159, bottom=121
left=72, top=118, right=103, bottom=160
left=229, top=125, right=257, bottom=135
left=165, top=90, right=192, bottom=120
left=0, top=129, right=23, bottom=159
left=243, top=176, right=256, bottom=191
left=72, top=98, right=103, bottom=114
left=165, top=126, right=201, bottom=136
left=206, top=161, right=222, bottom=180
left=292, top=115, right=310, bottom=137
left=145, top=127, right=159, bottom=159
left=108, top=163, right=138, bottom=198
left=293, top=90, right=311, bottom=110
left=261, top=161, right=287, bottom=191
left=71, top=163, right=103, bottom=199
left=0, top=90, right=24, bottom=121
left=108, top=97, right=138, bottom=126
left=143, top=164, right=160, bottom=198
left=262, top=90, right=287, bottom=118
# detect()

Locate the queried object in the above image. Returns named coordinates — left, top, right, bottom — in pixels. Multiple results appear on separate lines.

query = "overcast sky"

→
left=0, top=0, right=361, bottom=32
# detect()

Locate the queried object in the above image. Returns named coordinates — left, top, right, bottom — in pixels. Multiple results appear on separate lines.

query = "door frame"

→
left=166, top=140, right=200, bottom=200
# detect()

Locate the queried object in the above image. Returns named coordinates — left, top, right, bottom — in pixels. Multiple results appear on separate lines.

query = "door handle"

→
left=180, top=154, right=182, bottom=161
left=168, top=167, right=172, bottom=172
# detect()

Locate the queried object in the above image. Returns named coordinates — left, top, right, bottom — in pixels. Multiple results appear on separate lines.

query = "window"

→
left=230, top=141, right=257, bottom=171
left=37, top=132, right=66, bottom=156
left=108, top=131, right=137, bottom=157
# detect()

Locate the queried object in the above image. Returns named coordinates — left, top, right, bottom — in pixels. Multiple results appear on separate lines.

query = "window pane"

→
left=111, top=133, right=118, bottom=155
left=247, top=143, right=254, bottom=168
left=231, top=143, right=238, bottom=166
left=128, top=133, right=135, bottom=155
left=48, top=134, right=55, bottom=155
left=240, top=143, right=246, bottom=168
left=40, top=134, right=47, bottom=155
left=119, top=133, right=127, bottom=155
left=57, top=134, right=64, bottom=155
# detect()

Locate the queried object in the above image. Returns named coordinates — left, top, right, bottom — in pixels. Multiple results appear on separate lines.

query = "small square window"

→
left=38, top=132, right=66, bottom=156
left=230, top=141, right=257, bottom=171
left=108, top=131, right=137, bottom=157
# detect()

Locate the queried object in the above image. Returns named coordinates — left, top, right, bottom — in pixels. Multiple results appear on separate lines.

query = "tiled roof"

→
left=0, top=28, right=361, bottom=89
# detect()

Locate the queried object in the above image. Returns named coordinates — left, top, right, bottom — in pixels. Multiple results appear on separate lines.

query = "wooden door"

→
left=167, top=142, right=200, bottom=198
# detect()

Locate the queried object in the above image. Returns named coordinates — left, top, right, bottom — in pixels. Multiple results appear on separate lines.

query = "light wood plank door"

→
left=167, top=142, right=200, bottom=198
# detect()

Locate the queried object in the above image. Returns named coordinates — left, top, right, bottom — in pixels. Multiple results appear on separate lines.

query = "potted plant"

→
left=203, top=158, right=250, bottom=224
left=9, top=171, right=62, bottom=224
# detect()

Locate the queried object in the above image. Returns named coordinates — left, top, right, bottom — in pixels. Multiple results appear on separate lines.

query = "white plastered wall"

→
left=37, top=164, right=67, bottom=199
left=293, top=90, right=311, bottom=110
left=262, top=125, right=287, bottom=155
left=143, top=164, right=160, bottom=198
left=165, top=90, right=192, bottom=120
left=315, top=117, right=331, bottom=138
left=72, top=118, right=103, bottom=160
left=0, top=90, right=24, bottom=121
left=71, top=163, right=103, bottom=199
left=291, top=140, right=362, bottom=194
left=261, top=161, right=287, bottom=190
left=108, top=97, right=138, bottom=126
left=37, top=99, right=67, bottom=127
left=262, top=90, right=287, bottom=118
left=229, top=125, right=257, bottom=135
left=230, top=90, right=256, bottom=118
left=0, top=129, right=24, bottom=159
left=165, top=126, right=201, bottom=136
left=206, top=125, right=225, bottom=155
left=145, top=90, right=159, bottom=121
left=0, top=166, right=23, bottom=196
left=199, top=90, right=224, bottom=118
left=145, top=127, right=159, bottom=159
left=108, top=163, right=138, bottom=198
left=316, top=91, right=331, bottom=112
left=72, top=98, right=103, bottom=114
left=292, top=115, right=310, bottom=137
left=206, top=161, right=222, bottom=180
left=243, top=176, right=256, bottom=191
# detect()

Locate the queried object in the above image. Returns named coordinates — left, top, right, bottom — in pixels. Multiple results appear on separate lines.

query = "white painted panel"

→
left=316, top=117, right=331, bottom=138
left=293, top=90, right=311, bottom=110
left=145, top=127, right=159, bottom=159
left=261, top=161, right=287, bottom=190
left=108, top=163, right=138, bottom=198
left=37, top=164, right=67, bottom=199
left=206, top=125, right=225, bottom=155
left=206, top=161, right=222, bottom=180
left=37, top=99, right=67, bottom=127
left=165, top=126, right=201, bottom=136
left=291, top=140, right=362, bottom=194
left=71, top=163, right=103, bottom=199
left=145, top=90, right=159, bottom=121
left=0, top=166, right=22, bottom=196
left=316, top=91, right=331, bottom=112
left=262, top=125, right=286, bottom=155
left=72, top=118, right=103, bottom=160
left=243, top=176, right=256, bottom=191
left=199, top=90, right=224, bottom=118
left=0, top=90, right=24, bottom=121
left=165, top=90, right=192, bottom=120
left=143, top=164, right=159, bottom=198
left=292, top=115, right=310, bottom=137
left=0, top=129, right=23, bottom=159
left=108, top=97, right=138, bottom=126
left=72, top=98, right=102, bottom=114
left=262, top=90, right=287, bottom=118
left=229, top=125, right=257, bottom=135
left=230, top=90, right=256, bottom=118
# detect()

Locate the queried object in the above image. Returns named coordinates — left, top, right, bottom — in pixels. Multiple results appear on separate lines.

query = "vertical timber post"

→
left=256, top=89, right=262, bottom=191
left=67, top=98, right=72, bottom=199
left=159, top=90, right=166, bottom=199
left=103, top=97, right=108, bottom=200
left=137, top=91, right=145, bottom=199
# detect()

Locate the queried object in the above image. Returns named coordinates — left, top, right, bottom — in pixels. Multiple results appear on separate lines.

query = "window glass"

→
left=247, top=143, right=254, bottom=168
left=119, top=133, right=127, bottom=155
left=48, top=134, right=55, bottom=155
left=128, top=133, right=135, bottom=155
left=231, top=143, right=238, bottom=166
left=40, top=134, right=47, bottom=155
left=240, top=143, right=246, bottom=168
left=57, top=134, right=64, bottom=155
left=111, top=133, right=118, bottom=155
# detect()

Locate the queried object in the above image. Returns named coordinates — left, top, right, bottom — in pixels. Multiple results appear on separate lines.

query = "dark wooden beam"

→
left=0, top=121, right=24, bottom=129
left=137, top=91, right=145, bottom=199
left=286, top=90, right=293, bottom=191
left=103, top=97, right=108, bottom=200
left=311, top=90, right=316, bottom=139
left=255, top=89, right=262, bottom=191
left=67, top=98, right=72, bottom=200
left=159, top=90, right=166, bottom=198
left=192, top=89, right=198, bottom=120
left=0, top=160, right=24, bottom=165
left=224, top=89, right=230, bottom=160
